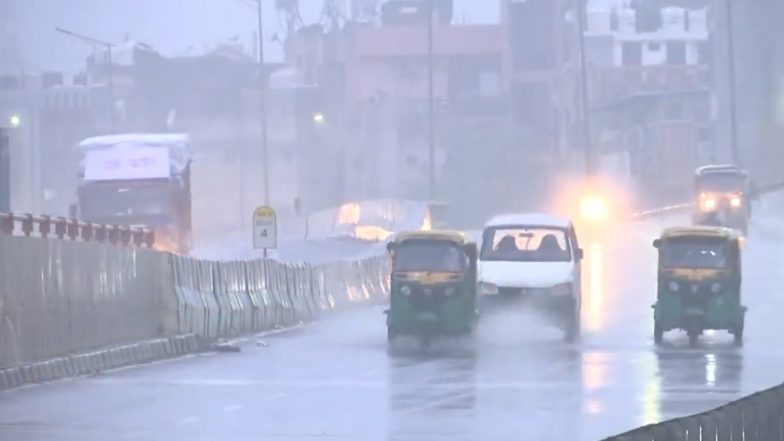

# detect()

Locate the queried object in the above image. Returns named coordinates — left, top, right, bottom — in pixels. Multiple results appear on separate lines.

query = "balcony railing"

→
left=591, top=65, right=711, bottom=102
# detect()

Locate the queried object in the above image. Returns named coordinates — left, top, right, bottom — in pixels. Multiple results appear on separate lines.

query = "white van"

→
left=478, top=213, right=583, bottom=341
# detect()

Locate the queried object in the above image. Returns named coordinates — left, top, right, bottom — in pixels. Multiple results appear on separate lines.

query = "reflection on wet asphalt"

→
left=2, top=213, right=784, bottom=441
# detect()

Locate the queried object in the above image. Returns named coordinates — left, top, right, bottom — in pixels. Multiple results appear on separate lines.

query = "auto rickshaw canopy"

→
left=657, top=226, right=739, bottom=242
left=694, top=164, right=747, bottom=178
left=391, top=229, right=474, bottom=247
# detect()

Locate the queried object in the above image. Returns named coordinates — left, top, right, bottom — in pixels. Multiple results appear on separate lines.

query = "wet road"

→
left=3, top=198, right=784, bottom=441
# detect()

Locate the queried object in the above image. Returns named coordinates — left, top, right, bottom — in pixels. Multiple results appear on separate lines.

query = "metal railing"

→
left=0, top=212, right=154, bottom=247
left=600, top=384, right=784, bottom=440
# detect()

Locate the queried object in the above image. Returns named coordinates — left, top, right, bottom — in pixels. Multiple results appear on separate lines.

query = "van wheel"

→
left=654, top=321, right=664, bottom=345
left=564, top=310, right=581, bottom=343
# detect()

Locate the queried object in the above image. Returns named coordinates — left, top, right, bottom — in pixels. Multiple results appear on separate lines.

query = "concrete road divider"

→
left=0, top=334, right=202, bottom=390
left=0, top=231, right=390, bottom=391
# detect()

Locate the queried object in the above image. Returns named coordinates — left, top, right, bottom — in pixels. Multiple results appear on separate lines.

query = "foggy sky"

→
left=12, top=0, right=625, bottom=73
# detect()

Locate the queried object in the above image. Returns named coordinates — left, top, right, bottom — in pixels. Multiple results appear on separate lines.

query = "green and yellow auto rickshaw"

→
left=385, top=230, right=478, bottom=346
left=652, top=226, right=746, bottom=346
left=692, top=165, right=758, bottom=234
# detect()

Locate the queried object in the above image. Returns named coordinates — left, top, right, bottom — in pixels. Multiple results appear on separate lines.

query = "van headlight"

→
left=668, top=281, right=680, bottom=292
left=479, top=282, right=498, bottom=294
left=400, top=285, right=412, bottom=296
left=711, top=282, right=722, bottom=293
left=550, top=283, right=573, bottom=296
left=444, top=287, right=458, bottom=297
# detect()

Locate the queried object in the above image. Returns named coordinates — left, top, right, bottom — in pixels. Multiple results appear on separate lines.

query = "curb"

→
left=0, top=334, right=202, bottom=392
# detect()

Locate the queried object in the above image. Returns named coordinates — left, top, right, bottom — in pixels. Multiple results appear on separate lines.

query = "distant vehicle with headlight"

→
left=385, top=230, right=478, bottom=346
left=478, top=214, right=583, bottom=342
left=691, top=165, right=757, bottom=234
left=652, top=226, right=745, bottom=346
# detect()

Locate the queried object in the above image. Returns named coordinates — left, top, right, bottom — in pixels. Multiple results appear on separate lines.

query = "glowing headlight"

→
left=551, top=282, right=573, bottom=296
left=711, top=282, right=722, bottom=293
left=668, top=281, right=679, bottom=292
left=580, top=196, right=609, bottom=223
left=480, top=282, right=498, bottom=294
left=702, top=198, right=717, bottom=211
left=730, top=196, right=742, bottom=208
left=400, top=285, right=412, bottom=296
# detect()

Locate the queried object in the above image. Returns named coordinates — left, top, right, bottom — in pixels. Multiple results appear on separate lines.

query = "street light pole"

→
left=725, top=0, right=740, bottom=165
left=427, top=0, right=436, bottom=201
left=576, top=0, right=594, bottom=176
left=55, top=27, right=116, bottom=133
left=256, top=0, right=270, bottom=206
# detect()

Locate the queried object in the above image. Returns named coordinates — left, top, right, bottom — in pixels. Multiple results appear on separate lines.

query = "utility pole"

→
left=576, top=0, right=594, bottom=176
left=257, top=0, right=270, bottom=205
left=55, top=27, right=116, bottom=133
left=427, top=0, right=436, bottom=200
left=725, top=0, right=740, bottom=165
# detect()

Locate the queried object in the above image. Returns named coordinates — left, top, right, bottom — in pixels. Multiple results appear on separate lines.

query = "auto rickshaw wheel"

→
left=387, top=327, right=396, bottom=343
left=687, top=330, right=699, bottom=347
left=733, top=317, right=744, bottom=346
left=654, top=321, right=663, bottom=345
left=564, top=310, right=581, bottom=343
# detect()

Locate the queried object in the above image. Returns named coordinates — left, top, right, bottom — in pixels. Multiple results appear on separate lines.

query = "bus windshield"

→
left=80, top=183, right=173, bottom=220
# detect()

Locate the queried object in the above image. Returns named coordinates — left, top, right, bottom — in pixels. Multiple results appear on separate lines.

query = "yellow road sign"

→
left=253, top=206, right=277, bottom=249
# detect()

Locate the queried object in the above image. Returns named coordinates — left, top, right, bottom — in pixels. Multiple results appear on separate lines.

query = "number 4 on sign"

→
left=253, top=206, right=277, bottom=250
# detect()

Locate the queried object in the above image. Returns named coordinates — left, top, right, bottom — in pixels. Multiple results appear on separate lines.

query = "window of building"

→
left=610, top=9, right=619, bottom=31
left=509, top=0, right=555, bottom=71
left=698, top=41, right=713, bottom=65
left=663, top=101, right=685, bottom=120
left=622, top=42, right=642, bottom=66
left=697, top=127, right=713, bottom=144
left=511, top=81, right=551, bottom=132
left=666, top=42, right=687, bottom=65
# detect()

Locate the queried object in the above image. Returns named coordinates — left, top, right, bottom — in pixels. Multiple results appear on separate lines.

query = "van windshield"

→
left=393, top=241, right=465, bottom=272
left=661, top=237, right=729, bottom=269
left=481, top=226, right=571, bottom=262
